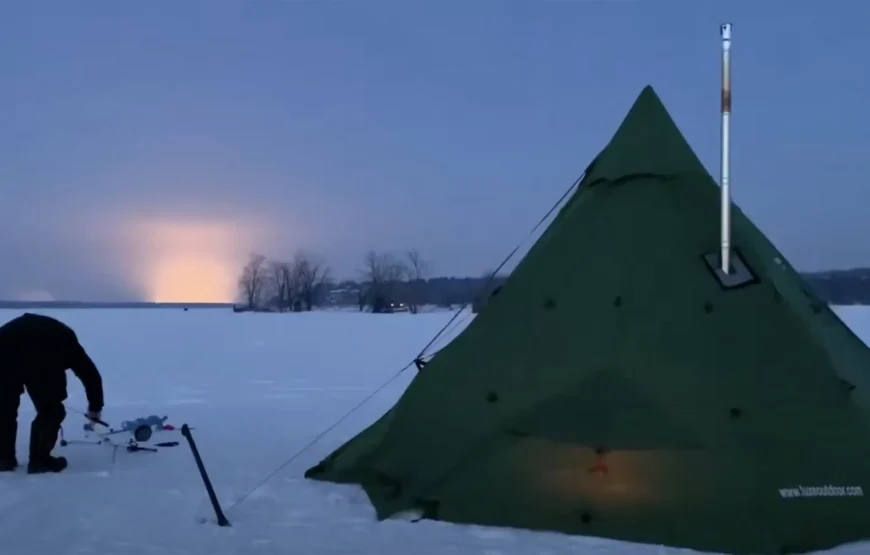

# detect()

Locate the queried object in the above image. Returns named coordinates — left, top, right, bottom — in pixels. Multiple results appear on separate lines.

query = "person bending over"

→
left=0, top=313, right=104, bottom=473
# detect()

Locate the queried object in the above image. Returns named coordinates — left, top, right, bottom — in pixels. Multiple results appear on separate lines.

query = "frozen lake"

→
left=1, top=306, right=869, bottom=555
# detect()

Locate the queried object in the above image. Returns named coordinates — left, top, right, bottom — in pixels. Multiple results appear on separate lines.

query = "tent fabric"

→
left=305, top=86, right=870, bottom=555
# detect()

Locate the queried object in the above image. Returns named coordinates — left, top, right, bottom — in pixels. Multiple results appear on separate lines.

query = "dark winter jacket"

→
left=0, top=313, right=104, bottom=412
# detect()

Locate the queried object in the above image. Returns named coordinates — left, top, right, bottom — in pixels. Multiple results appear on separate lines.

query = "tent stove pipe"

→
left=720, top=23, right=733, bottom=274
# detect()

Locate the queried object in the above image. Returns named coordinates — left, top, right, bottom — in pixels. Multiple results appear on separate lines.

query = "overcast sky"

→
left=1, top=1, right=868, bottom=302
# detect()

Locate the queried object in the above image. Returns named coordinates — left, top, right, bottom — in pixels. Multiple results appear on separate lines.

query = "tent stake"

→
left=720, top=23, right=733, bottom=274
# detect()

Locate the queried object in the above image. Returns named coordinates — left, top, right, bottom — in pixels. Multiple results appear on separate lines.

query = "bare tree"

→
left=360, top=250, right=385, bottom=312
left=291, top=250, right=331, bottom=311
left=405, top=249, right=430, bottom=314
left=361, top=250, right=380, bottom=281
left=238, top=253, right=269, bottom=310
left=361, top=250, right=408, bottom=312
left=383, top=253, right=407, bottom=285
left=270, top=260, right=293, bottom=311
left=406, top=249, right=429, bottom=280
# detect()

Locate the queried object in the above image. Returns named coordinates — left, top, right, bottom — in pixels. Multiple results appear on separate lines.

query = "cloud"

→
left=14, top=290, right=55, bottom=302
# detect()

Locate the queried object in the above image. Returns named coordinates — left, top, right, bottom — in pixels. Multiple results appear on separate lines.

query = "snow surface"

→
left=0, top=306, right=869, bottom=555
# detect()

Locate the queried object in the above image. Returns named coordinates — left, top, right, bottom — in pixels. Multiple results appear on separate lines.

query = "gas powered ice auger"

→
left=56, top=411, right=227, bottom=526
left=60, top=413, right=183, bottom=453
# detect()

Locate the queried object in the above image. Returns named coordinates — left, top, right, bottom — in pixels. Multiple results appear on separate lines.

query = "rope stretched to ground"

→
left=227, top=170, right=585, bottom=512
left=225, top=360, right=415, bottom=513
left=419, top=309, right=474, bottom=360
left=413, top=170, right=585, bottom=362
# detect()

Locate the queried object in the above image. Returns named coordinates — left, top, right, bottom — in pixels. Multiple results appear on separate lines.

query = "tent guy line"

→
left=222, top=167, right=588, bottom=515
left=414, top=169, right=585, bottom=365
left=222, top=359, right=417, bottom=514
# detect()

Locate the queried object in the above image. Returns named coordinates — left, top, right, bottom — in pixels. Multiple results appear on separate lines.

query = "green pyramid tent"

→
left=305, top=86, right=870, bottom=555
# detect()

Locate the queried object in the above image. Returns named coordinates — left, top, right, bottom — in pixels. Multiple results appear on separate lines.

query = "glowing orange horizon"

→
left=114, top=216, right=277, bottom=303
left=148, top=256, right=237, bottom=303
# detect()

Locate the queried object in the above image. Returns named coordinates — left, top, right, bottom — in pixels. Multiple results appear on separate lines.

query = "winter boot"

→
left=0, top=456, right=18, bottom=472
left=27, top=455, right=67, bottom=474
left=28, top=413, right=65, bottom=474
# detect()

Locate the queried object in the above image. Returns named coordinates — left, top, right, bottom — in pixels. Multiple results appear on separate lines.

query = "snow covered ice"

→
left=1, top=306, right=870, bottom=555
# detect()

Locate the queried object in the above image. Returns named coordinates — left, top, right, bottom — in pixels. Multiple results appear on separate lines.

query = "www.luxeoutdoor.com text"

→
left=779, top=485, right=864, bottom=498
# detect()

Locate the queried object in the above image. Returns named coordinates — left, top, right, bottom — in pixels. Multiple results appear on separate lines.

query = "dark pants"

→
left=0, top=370, right=67, bottom=461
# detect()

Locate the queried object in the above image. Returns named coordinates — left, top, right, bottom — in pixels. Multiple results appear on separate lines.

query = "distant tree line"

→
left=237, top=251, right=332, bottom=313
left=802, top=269, right=870, bottom=306
left=235, top=249, right=510, bottom=313
left=235, top=252, right=870, bottom=313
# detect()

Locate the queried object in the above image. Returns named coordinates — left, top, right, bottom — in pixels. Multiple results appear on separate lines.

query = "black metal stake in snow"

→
left=181, top=424, right=230, bottom=527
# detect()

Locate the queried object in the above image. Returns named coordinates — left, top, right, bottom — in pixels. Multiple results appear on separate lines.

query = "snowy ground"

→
left=1, top=306, right=870, bottom=555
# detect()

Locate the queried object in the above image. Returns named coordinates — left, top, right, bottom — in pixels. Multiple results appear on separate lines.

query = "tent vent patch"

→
left=702, top=250, right=757, bottom=290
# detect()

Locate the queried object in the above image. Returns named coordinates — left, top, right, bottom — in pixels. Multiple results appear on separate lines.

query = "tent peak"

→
left=582, top=85, right=710, bottom=185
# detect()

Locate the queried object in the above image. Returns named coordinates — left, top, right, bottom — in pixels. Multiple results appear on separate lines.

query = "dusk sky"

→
left=2, top=1, right=868, bottom=302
